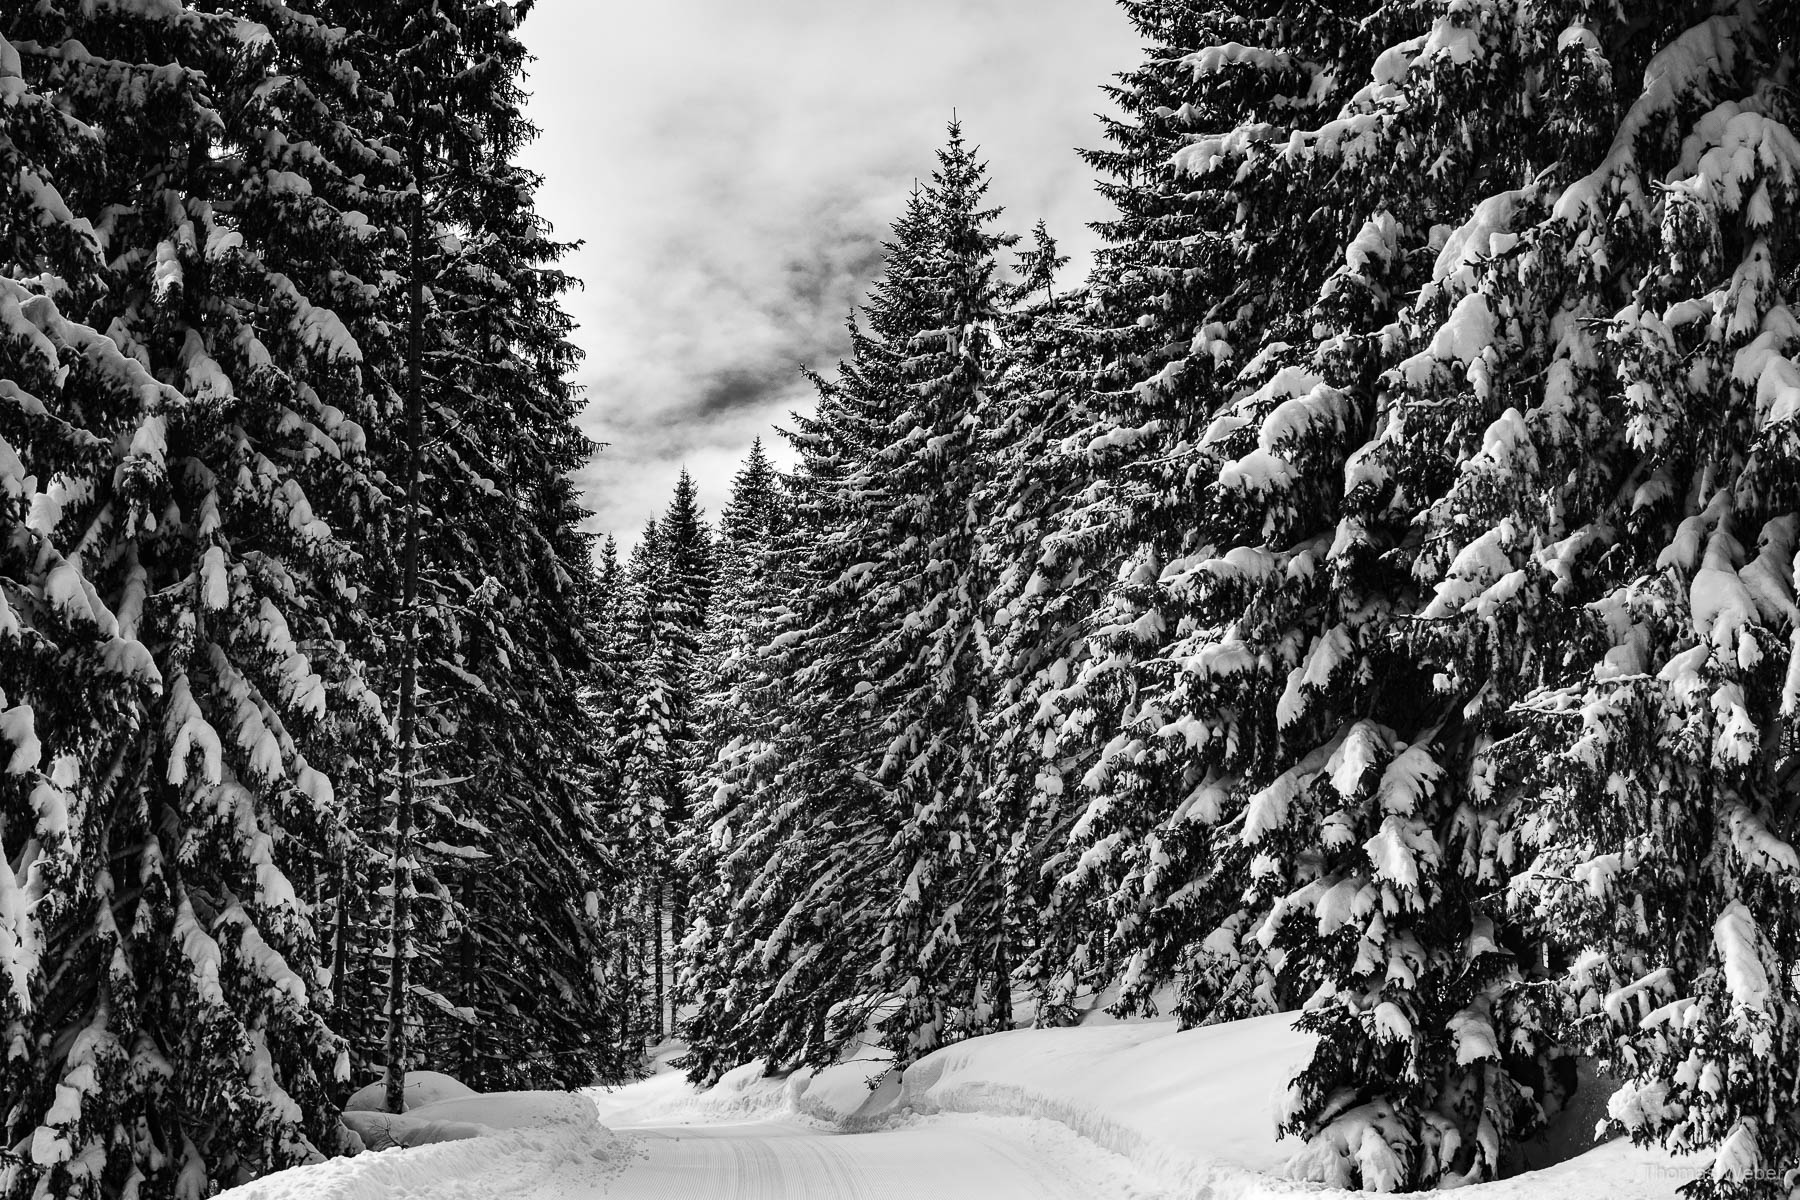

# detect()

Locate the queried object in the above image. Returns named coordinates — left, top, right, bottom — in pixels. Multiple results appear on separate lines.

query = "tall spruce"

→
left=317, top=0, right=630, bottom=1094
left=679, top=124, right=1019, bottom=1075
left=977, top=238, right=1104, bottom=1030
left=0, top=6, right=383, bottom=1192
left=647, top=472, right=714, bottom=1036
left=1004, top=0, right=1322, bottom=1031
left=1023, top=0, right=1800, bottom=1192
left=677, top=441, right=789, bottom=1070
left=1029, top=1, right=1582, bottom=1187
left=674, top=351, right=893, bottom=1080
left=1353, top=5, right=1800, bottom=1197
left=853, top=124, right=1019, bottom=1058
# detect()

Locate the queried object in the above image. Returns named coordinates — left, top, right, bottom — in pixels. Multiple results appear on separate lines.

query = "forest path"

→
left=583, top=1114, right=1148, bottom=1200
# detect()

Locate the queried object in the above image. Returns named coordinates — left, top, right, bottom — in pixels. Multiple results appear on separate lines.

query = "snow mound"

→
left=225, top=1091, right=621, bottom=1199
left=339, top=1110, right=490, bottom=1151
left=901, top=1015, right=1315, bottom=1193
left=343, top=1070, right=477, bottom=1113
left=795, top=1053, right=900, bottom=1125
left=341, top=1090, right=604, bottom=1150
left=396, top=1091, right=602, bottom=1131
left=895, top=1014, right=1703, bottom=1200
left=589, top=1056, right=816, bottom=1126
left=587, top=1041, right=900, bottom=1130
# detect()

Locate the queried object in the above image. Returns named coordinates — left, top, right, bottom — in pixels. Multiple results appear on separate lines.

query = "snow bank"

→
left=343, top=1069, right=477, bottom=1113
left=224, top=1089, right=621, bottom=1199
left=588, top=1056, right=806, bottom=1125
left=797, top=1053, right=902, bottom=1125
left=900, top=1015, right=1318, bottom=1196
left=341, top=1090, right=603, bottom=1149
left=894, top=1014, right=1702, bottom=1200
left=587, top=1043, right=899, bottom=1129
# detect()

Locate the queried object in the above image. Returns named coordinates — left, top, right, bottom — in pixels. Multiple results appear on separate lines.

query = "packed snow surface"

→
left=227, top=1016, right=1708, bottom=1198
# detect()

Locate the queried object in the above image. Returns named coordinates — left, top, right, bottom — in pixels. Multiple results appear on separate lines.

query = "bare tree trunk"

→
left=653, top=876, right=666, bottom=1039
left=385, top=130, right=427, bottom=1117
left=620, top=885, right=637, bottom=1055
left=331, top=854, right=350, bottom=1015
left=459, top=901, right=477, bottom=1085
left=994, top=932, right=1013, bottom=1029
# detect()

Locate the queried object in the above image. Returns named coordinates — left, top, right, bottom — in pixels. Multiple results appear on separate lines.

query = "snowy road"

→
left=599, top=1116, right=1150, bottom=1200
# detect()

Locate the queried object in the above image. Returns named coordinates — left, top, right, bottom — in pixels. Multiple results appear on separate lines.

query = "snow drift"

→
left=222, top=1088, right=622, bottom=1199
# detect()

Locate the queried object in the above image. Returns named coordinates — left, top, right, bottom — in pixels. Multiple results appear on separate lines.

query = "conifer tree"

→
left=587, top=533, right=628, bottom=792
left=624, top=473, right=713, bottom=1037
left=1010, top=0, right=1572, bottom=1186
left=678, top=441, right=791, bottom=1070
left=1004, top=0, right=1334, bottom=1029
left=319, top=0, right=629, bottom=1095
left=978, top=249, right=1107, bottom=1029
left=1032, top=0, right=1800, bottom=1192
left=1, top=6, right=383, bottom=1192
left=678, top=185, right=946, bottom=1081
left=1010, top=219, right=1068, bottom=308
left=848, top=127, right=1019, bottom=1058
left=680, top=124, right=1020, bottom=1074
left=617, top=519, right=672, bottom=860
left=675, top=364, right=891, bottom=1080
left=658, top=472, right=716, bottom=829
left=1330, top=5, right=1800, bottom=1196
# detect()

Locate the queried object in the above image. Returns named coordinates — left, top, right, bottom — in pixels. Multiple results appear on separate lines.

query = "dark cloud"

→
left=517, top=0, right=1138, bottom=545
left=692, top=364, right=805, bottom=420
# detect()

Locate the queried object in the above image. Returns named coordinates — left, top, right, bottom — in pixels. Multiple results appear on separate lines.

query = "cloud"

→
left=517, top=0, right=1138, bottom=547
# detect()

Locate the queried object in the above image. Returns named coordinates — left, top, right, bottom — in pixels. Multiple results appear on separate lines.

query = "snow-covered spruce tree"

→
left=1077, top=0, right=1800, bottom=1191
left=1322, top=4, right=1800, bottom=1196
left=219, top=0, right=409, bottom=1074
left=679, top=181, right=966, bottom=1081
left=1, top=4, right=388, bottom=1192
left=655, top=470, right=714, bottom=933
left=687, top=131, right=1023, bottom=1067
left=834, top=123, right=1019, bottom=1060
left=616, top=518, right=672, bottom=864
left=675, top=388, right=888, bottom=1081
left=328, top=0, right=629, bottom=1092
left=594, top=521, right=668, bottom=1053
left=1027, top=0, right=1613, bottom=1188
left=585, top=533, right=627, bottom=803
left=1007, top=0, right=1366, bottom=1026
left=976, top=227, right=1108, bottom=1029
left=614, top=474, right=713, bottom=1041
left=677, top=441, right=790, bottom=1063
left=410, top=151, right=626, bottom=1090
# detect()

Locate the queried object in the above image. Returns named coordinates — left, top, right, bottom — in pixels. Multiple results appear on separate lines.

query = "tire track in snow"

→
left=597, top=1116, right=1148, bottom=1199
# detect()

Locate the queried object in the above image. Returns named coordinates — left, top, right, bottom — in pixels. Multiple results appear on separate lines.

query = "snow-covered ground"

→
left=225, top=1014, right=1706, bottom=1199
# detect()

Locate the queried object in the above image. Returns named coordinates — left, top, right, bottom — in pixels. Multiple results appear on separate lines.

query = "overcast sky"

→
left=515, top=1, right=1140, bottom=550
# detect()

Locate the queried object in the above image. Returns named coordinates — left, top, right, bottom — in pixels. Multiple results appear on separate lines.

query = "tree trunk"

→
left=331, top=854, right=349, bottom=1017
left=993, top=925, right=1012, bottom=1030
left=619, top=885, right=636, bottom=1054
left=459, top=900, right=477, bottom=1086
left=385, top=130, right=428, bottom=1117
left=653, top=875, right=666, bottom=1040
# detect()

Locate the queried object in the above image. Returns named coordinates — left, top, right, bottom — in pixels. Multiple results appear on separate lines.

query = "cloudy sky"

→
left=515, top=1, right=1141, bottom=548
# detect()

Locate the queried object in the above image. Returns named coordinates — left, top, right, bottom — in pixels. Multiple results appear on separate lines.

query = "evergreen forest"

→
left=4, top=1, right=1800, bottom=1197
